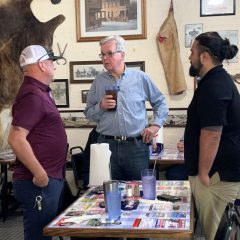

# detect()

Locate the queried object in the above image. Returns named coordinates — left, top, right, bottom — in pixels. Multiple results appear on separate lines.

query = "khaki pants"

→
left=189, top=173, right=240, bottom=240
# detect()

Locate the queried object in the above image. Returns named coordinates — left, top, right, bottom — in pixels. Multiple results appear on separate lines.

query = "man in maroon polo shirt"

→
left=8, top=45, right=68, bottom=240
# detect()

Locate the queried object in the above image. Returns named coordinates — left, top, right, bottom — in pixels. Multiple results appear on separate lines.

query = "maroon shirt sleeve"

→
left=12, top=93, right=44, bottom=131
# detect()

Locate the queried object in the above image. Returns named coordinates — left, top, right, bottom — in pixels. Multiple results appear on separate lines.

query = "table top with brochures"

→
left=44, top=181, right=193, bottom=238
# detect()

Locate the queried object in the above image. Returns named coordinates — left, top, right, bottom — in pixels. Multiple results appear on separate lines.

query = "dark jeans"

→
left=98, top=136, right=149, bottom=240
left=98, top=136, right=149, bottom=181
left=13, top=178, right=64, bottom=240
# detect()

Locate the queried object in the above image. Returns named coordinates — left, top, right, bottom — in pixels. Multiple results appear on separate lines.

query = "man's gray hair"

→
left=99, top=35, right=126, bottom=52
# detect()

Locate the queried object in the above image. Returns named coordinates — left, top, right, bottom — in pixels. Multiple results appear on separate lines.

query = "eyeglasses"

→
left=99, top=51, right=122, bottom=59
left=37, top=50, right=53, bottom=61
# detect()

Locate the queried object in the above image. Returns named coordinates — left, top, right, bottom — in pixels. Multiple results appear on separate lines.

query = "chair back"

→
left=214, top=203, right=240, bottom=240
left=70, top=146, right=89, bottom=196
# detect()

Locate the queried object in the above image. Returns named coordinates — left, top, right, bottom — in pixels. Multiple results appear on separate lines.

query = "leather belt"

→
left=102, top=135, right=142, bottom=141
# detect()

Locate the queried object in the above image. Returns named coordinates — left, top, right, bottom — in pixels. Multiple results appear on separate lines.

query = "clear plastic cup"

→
left=141, top=169, right=156, bottom=200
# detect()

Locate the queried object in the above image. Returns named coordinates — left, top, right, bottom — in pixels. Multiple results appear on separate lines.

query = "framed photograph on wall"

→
left=50, top=79, right=69, bottom=108
left=185, top=24, right=203, bottom=48
left=70, top=61, right=105, bottom=84
left=81, top=90, right=90, bottom=103
left=200, top=0, right=235, bottom=17
left=59, top=110, right=97, bottom=128
left=126, top=61, right=145, bottom=71
left=75, top=0, right=147, bottom=42
left=70, top=61, right=145, bottom=84
left=164, top=108, right=187, bottom=128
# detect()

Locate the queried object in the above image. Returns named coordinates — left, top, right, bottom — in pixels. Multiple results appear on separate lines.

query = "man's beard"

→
left=189, top=65, right=199, bottom=77
left=189, top=62, right=203, bottom=77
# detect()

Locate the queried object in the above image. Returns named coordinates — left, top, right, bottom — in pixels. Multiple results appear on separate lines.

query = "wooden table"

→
left=44, top=181, right=194, bottom=239
left=150, top=148, right=184, bottom=166
left=149, top=148, right=185, bottom=178
left=0, top=149, right=16, bottom=221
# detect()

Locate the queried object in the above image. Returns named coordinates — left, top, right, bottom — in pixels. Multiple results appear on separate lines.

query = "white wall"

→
left=28, top=0, right=240, bottom=149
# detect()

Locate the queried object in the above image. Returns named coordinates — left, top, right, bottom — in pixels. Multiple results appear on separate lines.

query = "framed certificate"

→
left=185, top=23, right=203, bottom=48
left=200, top=0, right=235, bottom=17
left=50, top=79, right=69, bottom=108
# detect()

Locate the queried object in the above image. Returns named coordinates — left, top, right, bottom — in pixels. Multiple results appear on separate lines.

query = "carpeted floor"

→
left=0, top=207, right=70, bottom=240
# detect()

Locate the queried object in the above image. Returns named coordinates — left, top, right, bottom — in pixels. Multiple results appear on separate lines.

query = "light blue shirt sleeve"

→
left=84, top=68, right=169, bottom=137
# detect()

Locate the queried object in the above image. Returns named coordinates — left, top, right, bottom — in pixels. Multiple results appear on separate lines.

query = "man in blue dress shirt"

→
left=84, top=35, right=168, bottom=181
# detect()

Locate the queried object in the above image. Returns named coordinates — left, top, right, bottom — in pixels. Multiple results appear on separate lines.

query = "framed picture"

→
left=126, top=61, right=145, bottom=71
left=165, top=108, right=187, bottom=128
left=59, top=110, right=97, bottom=128
left=75, top=0, right=147, bottom=42
left=200, top=0, right=235, bottom=17
left=185, top=23, right=203, bottom=48
left=50, top=79, right=69, bottom=108
left=81, top=90, right=89, bottom=103
left=70, top=61, right=145, bottom=83
left=147, top=108, right=187, bottom=128
left=70, top=61, right=105, bottom=84
left=218, top=30, right=238, bottom=63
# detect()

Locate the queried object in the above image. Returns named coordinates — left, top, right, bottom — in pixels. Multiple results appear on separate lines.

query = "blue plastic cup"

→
left=141, top=169, right=156, bottom=200
left=106, top=190, right=121, bottom=221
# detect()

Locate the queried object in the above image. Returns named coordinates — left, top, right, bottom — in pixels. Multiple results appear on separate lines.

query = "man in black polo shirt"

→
left=185, top=32, right=240, bottom=239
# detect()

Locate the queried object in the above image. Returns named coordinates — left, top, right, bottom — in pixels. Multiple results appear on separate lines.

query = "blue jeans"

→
left=98, top=136, right=149, bottom=181
left=13, top=178, right=64, bottom=240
